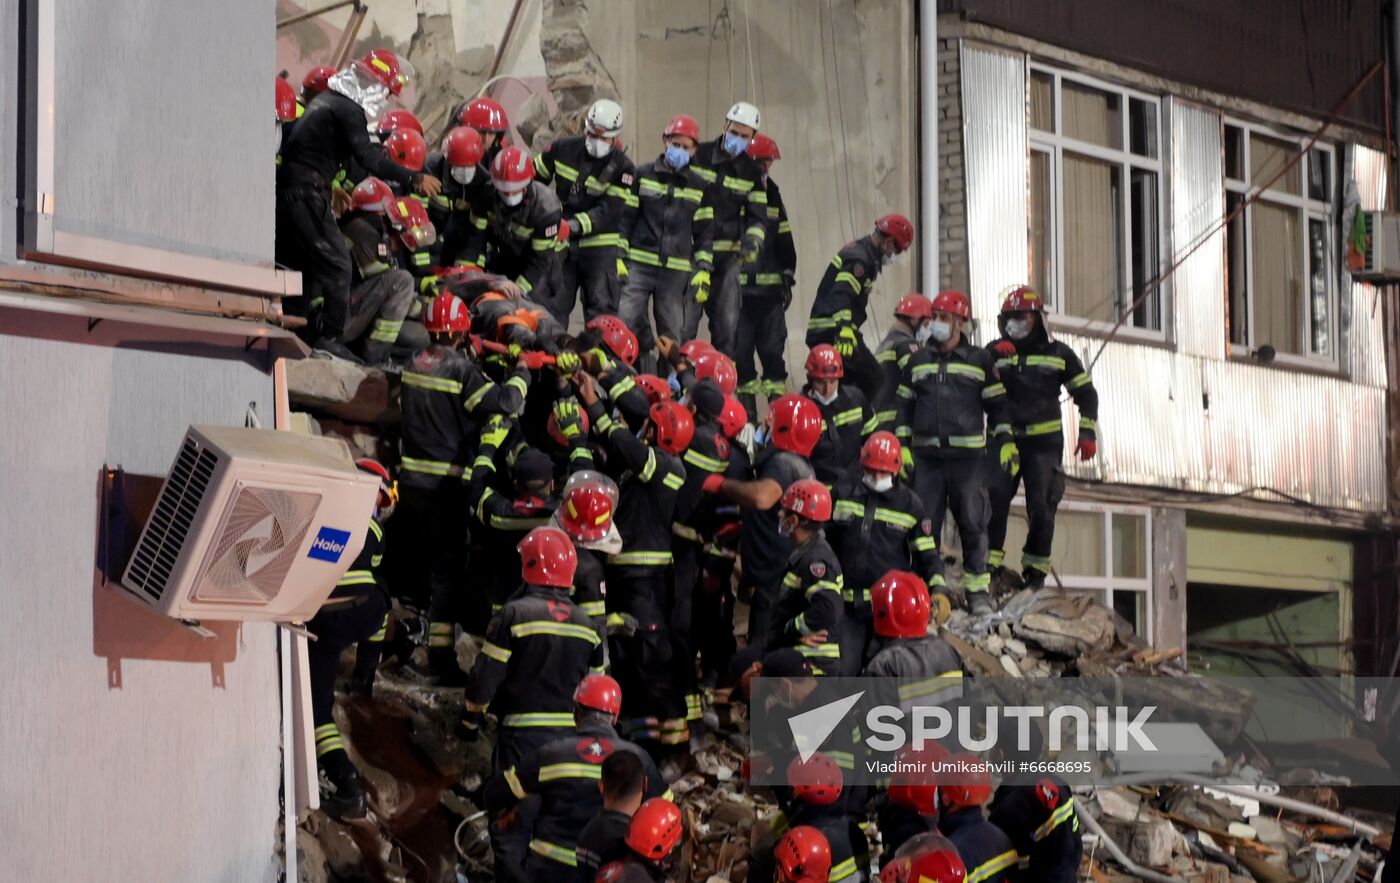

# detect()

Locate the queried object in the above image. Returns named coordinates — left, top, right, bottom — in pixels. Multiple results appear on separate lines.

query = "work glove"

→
left=1075, top=435, right=1098, bottom=461
left=606, top=611, right=639, bottom=638
left=835, top=325, right=859, bottom=358
left=566, top=218, right=582, bottom=239
left=900, top=446, right=914, bottom=480
left=553, top=399, right=584, bottom=440
left=554, top=350, right=581, bottom=375
left=741, top=232, right=763, bottom=263
left=479, top=422, right=511, bottom=451
left=992, top=340, right=1017, bottom=358
left=556, top=221, right=571, bottom=243
left=616, top=258, right=629, bottom=281
left=701, top=473, right=726, bottom=495
left=506, top=342, right=523, bottom=361
left=998, top=439, right=1022, bottom=477
left=455, top=709, right=484, bottom=742
left=688, top=269, right=711, bottom=305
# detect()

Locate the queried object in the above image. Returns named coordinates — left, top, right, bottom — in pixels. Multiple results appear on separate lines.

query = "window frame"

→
left=1222, top=118, right=1338, bottom=368
left=1027, top=63, right=1169, bottom=340
left=1005, top=498, right=1154, bottom=638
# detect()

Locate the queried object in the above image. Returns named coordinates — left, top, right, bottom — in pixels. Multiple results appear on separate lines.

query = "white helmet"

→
left=725, top=101, right=761, bottom=131
left=586, top=99, right=625, bottom=137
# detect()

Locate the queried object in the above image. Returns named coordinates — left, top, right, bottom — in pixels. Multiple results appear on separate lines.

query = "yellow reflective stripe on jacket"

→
left=829, top=857, right=858, bottom=882
left=528, top=838, right=578, bottom=867
left=462, top=380, right=498, bottom=411
left=539, top=762, right=605, bottom=782
left=504, top=766, right=527, bottom=799
left=835, top=271, right=862, bottom=293
left=661, top=472, right=685, bottom=491
left=798, top=642, right=841, bottom=659
left=982, top=382, right=1007, bottom=400
left=609, top=550, right=674, bottom=566
left=481, top=641, right=512, bottom=663
left=967, top=849, right=1020, bottom=883
left=500, top=712, right=576, bottom=728
left=1033, top=796, right=1078, bottom=841
left=896, top=670, right=963, bottom=702
left=1066, top=371, right=1092, bottom=390
left=684, top=448, right=726, bottom=473
left=400, top=456, right=463, bottom=476
left=403, top=372, right=464, bottom=394
left=1024, top=418, right=1062, bottom=436
left=873, top=508, right=916, bottom=529
left=579, top=600, right=607, bottom=617
left=1024, top=354, right=1067, bottom=370
left=337, top=570, right=377, bottom=587
left=509, top=621, right=601, bottom=644
left=831, top=407, right=864, bottom=427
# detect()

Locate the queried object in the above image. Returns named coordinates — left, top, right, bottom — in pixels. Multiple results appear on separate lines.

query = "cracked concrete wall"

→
left=277, top=0, right=920, bottom=379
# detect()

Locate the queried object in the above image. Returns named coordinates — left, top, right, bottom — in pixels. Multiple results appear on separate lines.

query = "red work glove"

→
left=519, top=352, right=556, bottom=370
left=992, top=340, right=1017, bottom=357
left=701, top=473, right=726, bottom=494
left=1075, top=436, right=1097, bottom=461
left=556, top=221, right=570, bottom=243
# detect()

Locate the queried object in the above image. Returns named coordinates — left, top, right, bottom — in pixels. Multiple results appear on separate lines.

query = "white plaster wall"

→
left=0, top=318, right=282, bottom=882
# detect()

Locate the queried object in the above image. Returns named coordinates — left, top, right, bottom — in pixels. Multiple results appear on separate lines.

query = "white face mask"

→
left=810, top=387, right=839, bottom=406
left=1005, top=318, right=1032, bottom=340
left=450, top=165, right=476, bottom=185
left=585, top=135, right=613, bottom=158
left=929, top=320, right=953, bottom=344
left=915, top=323, right=933, bottom=345
left=274, top=122, right=283, bottom=156
left=863, top=472, right=894, bottom=493
left=499, top=190, right=524, bottom=207
left=777, top=514, right=796, bottom=538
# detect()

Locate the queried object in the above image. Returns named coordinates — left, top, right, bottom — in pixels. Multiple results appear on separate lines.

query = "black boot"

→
left=968, top=591, right=994, bottom=617
left=311, top=337, right=365, bottom=365
left=318, top=752, right=367, bottom=820
left=428, top=647, right=467, bottom=687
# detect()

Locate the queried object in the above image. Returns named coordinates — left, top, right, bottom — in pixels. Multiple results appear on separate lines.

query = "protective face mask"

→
left=667, top=372, right=682, bottom=394
left=585, top=135, right=612, bottom=158
left=450, top=165, right=476, bottom=185
left=810, top=387, right=839, bottom=406
left=881, top=251, right=899, bottom=269
left=754, top=424, right=771, bottom=447
left=274, top=122, right=283, bottom=156
left=915, top=323, right=934, bottom=345
left=664, top=144, right=691, bottom=169
left=777, top=514, right=796, bottom=537
left=929, top=320, right=953, bottom=344
left=723, top=132, right=750, bottom=156
left=499, top=190, right=524, bottom=207
left=1005, top=318, right=1032, bottom=340
left=863, top=473, right=894, bottom=493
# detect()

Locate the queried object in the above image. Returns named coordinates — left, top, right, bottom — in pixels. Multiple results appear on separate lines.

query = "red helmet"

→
left=423, top=292, right=471, bottom=333
left=804, top=345, right=843, bottom=380
left=461, top=97, right=508, bottom=133
left=387, top=197, right=436, bottom=249
left=491, top=146, right=535, bottom=193
left=546, top=406, right=591, bottom=448
left=275, top=77, right=298, bottom=122
left=999, top=284, right=1045, bottom=314
left=769, top=394, right=822, bottom=457
left=557, top=472, right=617, bottom=542
left=350, top=176, right=395, bottom=213
left=871, top=570, right=931, bottom=639
left=678, top=339, right=715, bottom=362
left=664, top=114, right=701, bottom=142
left=301, top=66, right=335, bottom=97
left=895, top=293, right=934, bottom=322
left=747, top=133, right=781, bottom=161
left=584, top=315, right=640, bottom=366
left=357, top=49, right=411, bottom=96
left=573, top=673, right=622, bottom=716
left=888, top=743, right=949, bottom=817
left=775, top=826, right=831, bottom=883
left=444, top=126, right=485, bottom=168
left=636, top=374, right=672, bottom=405
left=787, top=753, right=843, bottom=806
left=780, top=479, right=832, bottom=523
left=859, top=433, right=901, bottom=475
left=691, top=349, right=738, bottom=395
left=649, top=401, right=695, bottom=455
left=938, top=753, right=992, bottom=812
left=518, top=527, right=578, bottom=588
left=385, top=128, right=427, bottom=171
left=884, top=849, right=966, bottom=883
left=356, top=458, right=397, bottom=510
left=875, top=213, right=915, bottom=253
left=718, top=396, right=748, bottom=440
left=930, top=290, right=971, bottom=321
left=377, top=109, right=423, bottom=138
left=625, top=798, right=683, bottom=860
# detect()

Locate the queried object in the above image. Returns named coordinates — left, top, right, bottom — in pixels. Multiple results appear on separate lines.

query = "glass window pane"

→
left=1030, top=150, right=1053, bottom=302
left=1113, top=590, right=1147, bottom=637
left=1307, top=149, right=1331, bottom=202
left=1251, top=201, right=1302, bottom=354
left=1112, top=514, right=1147, bottom=578
left=1251, top=133, right=1301, bottom=195
left=1130, top=169, right=1161, bottom=330
left=1062, top=81, right=1122, bottom=149
left=1030, top=71, right=1054, bottom=132
left=1225, top=126, right=1245, bottom=181
left=1227, top=192, right=1249, bottom=346
left=1129, top=98, right=1158, bottom=159
left=1309, top=218, right=1330, bottom=356
left=1053, top=510, right=1106, bottom=577
left=1062, top=153, right=1122, bottom=323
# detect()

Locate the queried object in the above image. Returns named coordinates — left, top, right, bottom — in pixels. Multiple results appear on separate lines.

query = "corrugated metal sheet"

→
left=960, top=42, right=1027, bottom=330
left=1169, top=99, right=1226, bottom=360
left=1349, top=145, right=1389, bottom=390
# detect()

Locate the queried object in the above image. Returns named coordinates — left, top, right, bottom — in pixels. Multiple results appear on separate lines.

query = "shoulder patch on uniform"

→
left=377, top=243, right=388, bottom=257
left=810, top=561, right=826, bottom=579
left=852, top=264, right=864, bottom=278
left=621, top=173, right=634, bottom=185
left=544, top=224, right=558, bottom=237
left=1036, top=778, right=1061, bottom=809
left=715, top=436, right=731, bottom=460
left=578, top=737, right=613, bottom=763
left=546, top=599, right=571, bottom=623
left=921, top=519, right=934, bottom=535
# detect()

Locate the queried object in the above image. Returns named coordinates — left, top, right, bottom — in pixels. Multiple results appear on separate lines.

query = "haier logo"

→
left=307, top=527, right=352, bottom=563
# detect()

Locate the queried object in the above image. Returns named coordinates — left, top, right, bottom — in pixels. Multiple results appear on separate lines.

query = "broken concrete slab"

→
left=1129, top=817, right=1176, bottom=868
left=286, top=358, right=398, bottom=424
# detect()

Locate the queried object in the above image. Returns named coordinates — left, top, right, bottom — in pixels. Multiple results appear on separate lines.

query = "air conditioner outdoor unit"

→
left=1354, top=211, right=1400, bottom=282
left=120, top=425, right=379, bottom=624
